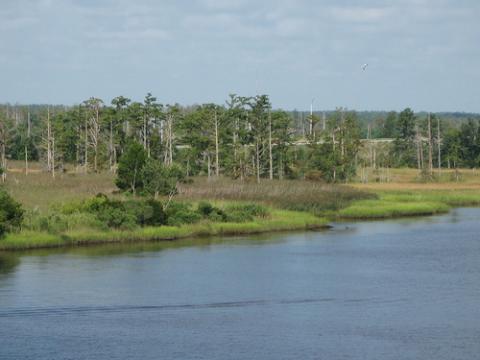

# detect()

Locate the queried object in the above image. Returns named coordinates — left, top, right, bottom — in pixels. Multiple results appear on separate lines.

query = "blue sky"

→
left=1, top=0, right=479, bottom=111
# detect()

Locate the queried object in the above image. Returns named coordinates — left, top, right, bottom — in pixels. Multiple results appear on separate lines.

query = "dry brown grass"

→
left=178, top=177, right=373, bottom=213
left=4, top=165, right=117, bottom=211
left=354, top=168, right=480, bottom=191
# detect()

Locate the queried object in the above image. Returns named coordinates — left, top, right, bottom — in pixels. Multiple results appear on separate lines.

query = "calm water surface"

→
left=1, top=208, right=480, bottom=359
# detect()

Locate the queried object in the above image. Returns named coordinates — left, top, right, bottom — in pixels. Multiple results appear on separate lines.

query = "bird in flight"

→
left=362, top=63, right=368, bottom=71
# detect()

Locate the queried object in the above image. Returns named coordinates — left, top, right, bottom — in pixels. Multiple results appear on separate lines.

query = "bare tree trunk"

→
left=233, top=118, right=238, bottom=178
left=0, top=122, right=6, bottom=183
left=427, top=113, right=433, bottom=176
left=25, top=110, right=30, bottom=175
left=169, top=116, right=173, bottom=165
left=143, top=113, right=147, bottom=150
left=109, top=120, right=114, bottom=172
left=256, top=141, right=260, bottom=183
left=89, top=105, right=100, bottom=173
left=437, top=117, right=441, bottom=173
left=163, top=114, right=173, bottom=166
left=268, top=110, right=273, bottom=180
left=47, top=107, right=51, bottom=173
left=416, top=125, right=422, bottom=170
left=52, top=133, right=55, bottom=178
left=207, top=154, right=211, bottom=179
left=84, top=117, right=88, bottom=173
left=214, top=109, right=219, bottom=177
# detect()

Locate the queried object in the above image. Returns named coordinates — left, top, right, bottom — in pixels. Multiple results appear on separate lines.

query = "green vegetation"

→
left=178, top=178, right=374, bottom=214
left=0, top=208, right=328, bottom=251
left=0, top=188, right=24, bottom=238
left=338, top=199, right=449, bottom=219
left=336, top=190, right=480, bottom=220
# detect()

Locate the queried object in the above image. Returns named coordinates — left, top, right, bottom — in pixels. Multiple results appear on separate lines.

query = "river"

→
left=1, top=208, right=479, bottom=359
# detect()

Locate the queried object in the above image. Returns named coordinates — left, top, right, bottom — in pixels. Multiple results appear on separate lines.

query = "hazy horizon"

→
left=1, top=0, right=479, bottom=112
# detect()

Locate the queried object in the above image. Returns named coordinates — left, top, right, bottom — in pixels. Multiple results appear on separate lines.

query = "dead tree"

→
left=0, top=120, right=7, bottom=182
left=163, top=110, right=174, bottom=166
left=268, top=110, right=273, bottom=180
left=214, top=108, right=219, bottom=177
left=427, top=113, right=433, bottom=176
left=42, top=107, right=55, bottom=178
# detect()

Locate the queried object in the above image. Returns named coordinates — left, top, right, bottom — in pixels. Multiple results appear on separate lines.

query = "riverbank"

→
left=0, top=209, right=329, bottom=251
left=2, top=167, right=480, bottom=251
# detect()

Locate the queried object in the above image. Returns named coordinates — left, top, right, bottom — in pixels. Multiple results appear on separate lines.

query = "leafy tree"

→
left=0, top=189, right=24, bottom=238
left=459, top=119, right=480, bottom=167
left=392, top=108, right=417, bottom=167
left=116, top=142, right=148, bottom=194
left=141, top=159, right=184, bottom=198
left=382, top=111, right=397, bottom=138
left=309, top=109, right=360, bottom=182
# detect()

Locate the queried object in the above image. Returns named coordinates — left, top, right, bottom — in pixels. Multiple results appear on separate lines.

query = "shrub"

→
left=226, top=203, right=269, bottom=218
left=0, top=189, right=24, bottom=238
left=197, top=201, right=214, bottom=216
left=166, top=202, right=202, bottom=226
left=167, top=210, right=202, bottom=226
left=223, top=203, right=270, bottom=223
left=124, top=199, right=167, bottom=226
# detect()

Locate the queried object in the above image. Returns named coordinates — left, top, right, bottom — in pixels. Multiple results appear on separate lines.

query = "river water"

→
left=1, top=208, right=479, bottom=360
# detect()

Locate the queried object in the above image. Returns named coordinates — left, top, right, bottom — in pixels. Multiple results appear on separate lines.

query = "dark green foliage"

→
left=197, top=201, right=214, bottom=216
left=124, top=199, right=167, bottom=226
left=141, top=159, right=184, bottom=197
left=165, top=202, right=202, bottom=226
left=309, top=109, right=361, bottom=182
left=116, top=142, right=147, bottom=194
left=0, top=189, right=24, bottom=238
left=76, top=194, right=168, bottom=229
left=224, top=203, right=269, bottom=222
left=83, top=194, right=136, bottom=230
left=196, top=201, right=227, bottom=221
left=392, top=108, right=417, bottom=167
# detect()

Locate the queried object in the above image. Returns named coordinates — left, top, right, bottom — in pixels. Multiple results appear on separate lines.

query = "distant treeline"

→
left=1, top=94, right=479, bottom=183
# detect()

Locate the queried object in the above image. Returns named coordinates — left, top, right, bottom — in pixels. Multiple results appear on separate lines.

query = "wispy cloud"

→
left=0, top=0, right=479, bottom=111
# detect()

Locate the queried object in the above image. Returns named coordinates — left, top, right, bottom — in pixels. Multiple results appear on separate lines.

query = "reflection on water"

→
left=1, top=208, right=480, bottom=360
left=0, top=254, right=19, bottom=275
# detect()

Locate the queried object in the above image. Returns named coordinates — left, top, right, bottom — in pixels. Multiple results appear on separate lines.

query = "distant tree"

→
left=83, top=98, right=104, bottom=172
left=110, top=96, right=131, bottom=171
left=382, top=111, right=397, bottom=138
left=141, top=159, right=184, bottom=199
left=459, top=119, right=480, bottom=167
left=116, top=142, right=148, bottom=194
left=309, top=109, right=360, bottom=182
left=392, top=108, right=416, bottom=167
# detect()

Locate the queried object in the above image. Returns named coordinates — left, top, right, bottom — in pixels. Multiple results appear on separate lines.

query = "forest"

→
left=1, top=93, right=480, bottom=186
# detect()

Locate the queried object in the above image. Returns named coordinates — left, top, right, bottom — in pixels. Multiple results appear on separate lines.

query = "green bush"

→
left=166, top=202, right=202, bottom=226
left=24, top=211, right=104, bottom=233
left=222, top=203, right=270, bottom=223
left=197, top=201, right=214, bottom=216
left=226, top=203, right=269, bottom=218
left=0, top=189, right=24, bottom=238
left=124, top=199, right=167, bottom=226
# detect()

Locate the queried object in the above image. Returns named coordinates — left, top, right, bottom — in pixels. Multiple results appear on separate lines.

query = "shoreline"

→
left=2, top=187, right=480, bottom=252
left=0, top=209, right=330, bottom=252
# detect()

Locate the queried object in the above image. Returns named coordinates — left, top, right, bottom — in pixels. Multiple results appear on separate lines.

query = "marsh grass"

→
left=1, top=209, right=328, bottom=251
left=4, top=170, right=118, bottom=211
left=178, top=178, right=374, bottom=214
left=338, top=199, right=449, bottom=219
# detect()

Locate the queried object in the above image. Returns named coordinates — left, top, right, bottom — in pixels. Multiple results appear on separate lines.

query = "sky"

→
left=1, top=0, right=479, bottom=112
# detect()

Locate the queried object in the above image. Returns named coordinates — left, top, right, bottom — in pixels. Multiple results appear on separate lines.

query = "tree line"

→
left=1, top=94, right=479, bottom=184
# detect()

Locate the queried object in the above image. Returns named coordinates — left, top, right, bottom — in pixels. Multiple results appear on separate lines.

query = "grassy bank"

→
left=0, top=209, right=329, bottom=251
left=336, top=189, right=480, bottom=219
left=2, top=163, right=480, bottom=252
